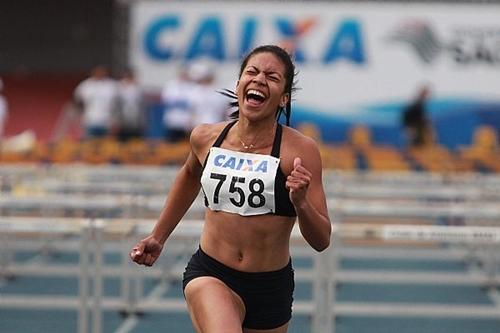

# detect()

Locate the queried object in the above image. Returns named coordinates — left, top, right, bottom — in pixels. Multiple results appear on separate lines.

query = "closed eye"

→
left=268, top=75, right=280, bottom=82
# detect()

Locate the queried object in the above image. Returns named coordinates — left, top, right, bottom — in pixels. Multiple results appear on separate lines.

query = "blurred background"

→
left=1, top=1, right=500, bottom=332
left=0, top=0, right=499, bottom=158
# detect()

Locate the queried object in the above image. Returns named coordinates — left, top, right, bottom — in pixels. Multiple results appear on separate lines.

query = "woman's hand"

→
left=129, top=235, right=164, bottom=267
left=286, top=157, right=312, bottom=207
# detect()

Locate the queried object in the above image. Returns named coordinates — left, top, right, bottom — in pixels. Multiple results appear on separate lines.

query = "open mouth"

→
left=245, top=89, right=267, bottom=106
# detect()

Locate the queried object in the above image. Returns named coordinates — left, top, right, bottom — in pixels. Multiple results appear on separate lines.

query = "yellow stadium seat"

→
left=348, top=125, right=372, bottom=148
left=459, top=125, right=499, bottom=172
left=297, top=122, right=322, bottom=143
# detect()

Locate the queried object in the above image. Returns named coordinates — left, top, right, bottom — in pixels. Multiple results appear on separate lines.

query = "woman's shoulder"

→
left=190, top=121, right=233, bottom=150
left=280, top=125, right=321, bottom=171
left=282, top=125, right=318, bottom=151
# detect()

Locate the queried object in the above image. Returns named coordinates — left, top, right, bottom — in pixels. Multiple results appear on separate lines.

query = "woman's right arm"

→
left=150, top=150, right=203, bottom=244
left=130, top=126, right=209, bottom=266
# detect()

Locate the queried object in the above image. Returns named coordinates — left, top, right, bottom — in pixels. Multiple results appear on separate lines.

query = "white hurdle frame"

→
left=1, top=209, right=500, bottom=333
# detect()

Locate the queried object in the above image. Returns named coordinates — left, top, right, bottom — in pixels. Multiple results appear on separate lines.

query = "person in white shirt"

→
left=116, top=69, right=145, bottom=141
left=188, top=60, right=230, bottom=128
left=161, top=66, right=197, bottom=142
left=73, top=65, right=119, bottom=139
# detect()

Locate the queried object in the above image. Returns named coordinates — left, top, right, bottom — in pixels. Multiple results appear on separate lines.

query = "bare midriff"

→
left=199, top=209, right=296, bottom=272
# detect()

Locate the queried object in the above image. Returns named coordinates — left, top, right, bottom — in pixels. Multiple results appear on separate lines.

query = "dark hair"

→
left=220, top=45, right=298, bottom=126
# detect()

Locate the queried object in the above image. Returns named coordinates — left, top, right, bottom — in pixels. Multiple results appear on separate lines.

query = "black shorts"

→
left=182, top=247, right=295, bottom=330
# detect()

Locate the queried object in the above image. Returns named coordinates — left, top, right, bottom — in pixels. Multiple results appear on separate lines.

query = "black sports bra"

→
left=201, top=121, right=296, bottom=217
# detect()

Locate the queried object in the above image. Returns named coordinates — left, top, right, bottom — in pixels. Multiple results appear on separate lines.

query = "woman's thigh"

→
left=184, top=276, right=246, bottom=333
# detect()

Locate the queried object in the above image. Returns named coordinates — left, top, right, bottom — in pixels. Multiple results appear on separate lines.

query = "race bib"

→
left=201, top=147, right=280, bottom=216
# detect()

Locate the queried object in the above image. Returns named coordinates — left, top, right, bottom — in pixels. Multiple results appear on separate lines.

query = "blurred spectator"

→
left=0, top=77, right=7, bottom=141
left=402, top=85, right=433, bottom=147
left=116, top=69, right=145, bottom=142
left=0, top=77, right=35, bottom=153
left=73, top=65, right=119, bottom=139
left=189, top=59, right=230, bottom=127
left=160, top=65, right=196, bottom=142
left=160, top=60, right=230, bottom=142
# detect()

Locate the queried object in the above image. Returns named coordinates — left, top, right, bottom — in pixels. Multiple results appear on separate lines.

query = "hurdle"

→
left=2, top=214, right=500, bottom=333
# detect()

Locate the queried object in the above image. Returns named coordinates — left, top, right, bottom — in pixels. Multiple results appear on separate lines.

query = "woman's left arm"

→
left=286, top=138, right=331, bottom=252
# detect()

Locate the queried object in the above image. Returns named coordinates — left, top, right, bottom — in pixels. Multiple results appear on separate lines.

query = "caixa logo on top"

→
left=143, top=15, right=366, bottom=65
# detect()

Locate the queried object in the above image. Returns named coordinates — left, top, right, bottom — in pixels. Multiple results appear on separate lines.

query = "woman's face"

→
left=236, top=52, right=289, bottom=122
